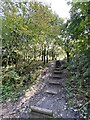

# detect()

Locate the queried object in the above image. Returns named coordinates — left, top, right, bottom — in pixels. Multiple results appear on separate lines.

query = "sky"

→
left=1, top=0, right=71, bottom=19
left=35, top=0, right=71, bottom=19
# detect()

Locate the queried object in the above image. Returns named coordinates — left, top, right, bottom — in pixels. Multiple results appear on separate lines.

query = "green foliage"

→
left=2, top=61, right=44, bottom=101
left=65, top=49, right=90, bottom=119
left=2, top=1, right=63, bottom=67
left=2, top=1, right=63, bottom=102
left=2, top=69, right=20, bottom=85
left=62, top=1, right=90, bottom=118
left=1, top=1, right=90, bottom=118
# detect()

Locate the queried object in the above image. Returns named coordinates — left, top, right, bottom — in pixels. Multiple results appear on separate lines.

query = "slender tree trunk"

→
left=42, top=46, right=43, bottom=61
left=52, top=49, right=55, bottom=60
left=66, top=39, right=70, bottom=62
left=46, top=49, right=48, bottom=63
left=55, top=55, right=57, bottom=60
left=52, top=51, right=54, bottom=60
left=43, top=46, right=46, bottom=65
left=66, top=51, right=70, bottom=62
left=42, top=51, right=43, bottom=61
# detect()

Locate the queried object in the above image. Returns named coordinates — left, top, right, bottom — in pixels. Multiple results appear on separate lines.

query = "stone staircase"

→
left=29, top=60, right=79, bottom=118
left=30, top=61, right=64, bottom=118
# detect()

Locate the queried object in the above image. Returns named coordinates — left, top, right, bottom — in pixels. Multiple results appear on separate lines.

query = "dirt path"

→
left=1, top=61, right=80, bottom=118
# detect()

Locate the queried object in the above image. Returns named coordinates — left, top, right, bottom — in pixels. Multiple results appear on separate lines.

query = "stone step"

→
left=52, top=75, right=62, bottom=79
left=48, top=81, right=62, bottom=85
left=45, top=89, right=58, bottom=95
left=54, top=68, right=61, bottom=71
left=30, top=106, right=53, bottom=116
left=54, top=71, right=62, bottom=74
left=55, top=65, right=67, bottom=70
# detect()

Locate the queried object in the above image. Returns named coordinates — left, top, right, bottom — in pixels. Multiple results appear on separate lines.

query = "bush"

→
left=65, top=53, right=90, bottom=118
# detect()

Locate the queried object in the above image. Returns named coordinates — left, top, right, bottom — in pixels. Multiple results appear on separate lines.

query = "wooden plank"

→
left=30, top=106, right=53, bottom=116
left=45, top=90, right=57, bottom=95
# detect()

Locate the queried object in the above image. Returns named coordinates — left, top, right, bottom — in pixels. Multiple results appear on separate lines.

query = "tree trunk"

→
left=66, top=51, right=70, bottom=62
left=55, top=55, right=57, bottom=60
left=46, top=49, right=48, bottom=63
left=52, top=51, right=53, bottom=60
left=52, top=51, right=55, bottom=60
left=42, top=46, right=43, bottom=61
left=43, top=47, right=46, bottom=65
left=34, top=48, right=36, bottom=61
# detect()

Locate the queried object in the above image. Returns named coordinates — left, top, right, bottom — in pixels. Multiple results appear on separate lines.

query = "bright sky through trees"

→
left=35, top=0, right=71, bottom=19
left=1, top=0, right=71, bottom=19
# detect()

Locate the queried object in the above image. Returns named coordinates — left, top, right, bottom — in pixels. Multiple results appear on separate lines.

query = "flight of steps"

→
left=30, top=61, right=63, bottom=118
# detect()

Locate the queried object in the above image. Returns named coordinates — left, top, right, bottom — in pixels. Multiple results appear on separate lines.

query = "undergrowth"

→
left=1, top=61, right=45, bottom=102
left=64, top=54, right=90, bottom=119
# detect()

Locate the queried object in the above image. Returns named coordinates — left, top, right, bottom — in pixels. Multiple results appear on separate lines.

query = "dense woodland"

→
left=1, top=0, right=90, bottom=118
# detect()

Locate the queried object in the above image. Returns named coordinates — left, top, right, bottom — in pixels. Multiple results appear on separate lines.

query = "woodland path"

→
left=1, top=61, right=80, bottom=118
